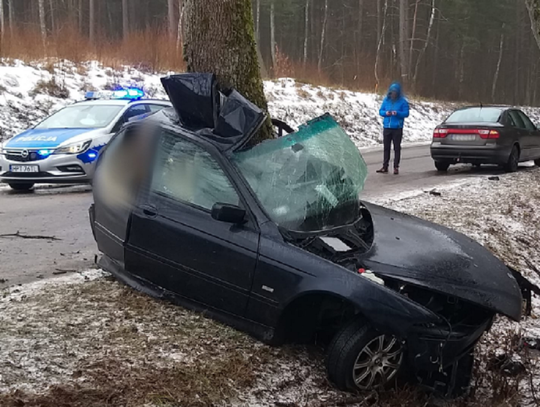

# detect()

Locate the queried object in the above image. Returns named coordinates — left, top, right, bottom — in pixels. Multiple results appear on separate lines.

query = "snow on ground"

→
left=1, top=168, right=540, bottom=406
left=2, top=59, right=539, bottom=149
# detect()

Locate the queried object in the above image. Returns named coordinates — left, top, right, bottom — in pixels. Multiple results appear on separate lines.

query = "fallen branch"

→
left=0, top=231, right=60, bottom=241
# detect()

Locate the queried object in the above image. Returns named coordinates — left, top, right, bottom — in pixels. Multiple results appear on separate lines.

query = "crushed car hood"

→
left=359, top=203, right=522, bottom=321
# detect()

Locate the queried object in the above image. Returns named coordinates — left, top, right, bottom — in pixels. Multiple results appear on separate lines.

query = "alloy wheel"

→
left=352, top=335, right=403, bottom=390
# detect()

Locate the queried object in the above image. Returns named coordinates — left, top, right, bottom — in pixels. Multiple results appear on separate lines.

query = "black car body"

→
left=90, top=75, right=524, bottom=397
left=430, top=106, right=540, bottom=172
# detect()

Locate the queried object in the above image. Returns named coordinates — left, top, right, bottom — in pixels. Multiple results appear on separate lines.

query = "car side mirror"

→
left=211, top=203, right=246, bottom=224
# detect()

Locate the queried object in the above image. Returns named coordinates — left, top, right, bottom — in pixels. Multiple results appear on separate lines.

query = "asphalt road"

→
left=0, top=144, right=508, bottom=287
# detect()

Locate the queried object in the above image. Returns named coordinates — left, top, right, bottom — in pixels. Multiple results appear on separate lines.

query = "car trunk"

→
left=435, top=122, right=503, bottom=147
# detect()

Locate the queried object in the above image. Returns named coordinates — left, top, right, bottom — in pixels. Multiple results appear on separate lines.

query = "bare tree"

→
left=374, top=0, right=389, bottom=90
left=398, top=0, right=409, bottom=82
left=38, top=0, right=47, bottom=48
left=413, top=0, right=436, bottom=87
left=177, top=0, right=184, bottom=50
left=49, top=0, right=56, bottom=32
left=122, top=0, right=129, bottom=39
left=0, top=0, right=4, bottom=42
left=358, top=0, right=364, bottom=50
left=270, top=0, right=276, bottom=73
left=408, top=0, right=420, bottom=79
left=526, top=0, right=540, bottom=51
left=168, top=0, right=176, bottom=40
left=7, top=0, right=13, bottom=37
left=492, top=24, right=505, bottom=102
left=318, top=0, right=328, bottom=73
left=183, top=0, right=273, bottom=141
left=303, top=0, right=310, bottom=67
left=255, top=0, right=261, bottom=44
left=89, top=0, right=95, bottom=44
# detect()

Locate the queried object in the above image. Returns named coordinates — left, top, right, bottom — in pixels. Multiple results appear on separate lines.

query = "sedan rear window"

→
left=445, top=107, right=503, bottom=124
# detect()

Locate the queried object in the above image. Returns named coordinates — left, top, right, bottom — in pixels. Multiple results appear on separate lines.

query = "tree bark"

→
left=177, top=0, right=184, bottom=51
left=376, top=0, right=382, bottom=46
left=49, top=0, right=55, bottom=32
left=358, top=0, right=364, bottom=51
left=318, top=0, right=328, bottom=73
left=89, top=0, right=95, bottom=44
left=168, top=0, right=176, bottom=41
left=183, top=0, right=272, bottom=142
left=38, top=0, right=47, bottom=49
left=255, top=0, right=260, bottom=44
left=122, top=0, right=129, bottom=39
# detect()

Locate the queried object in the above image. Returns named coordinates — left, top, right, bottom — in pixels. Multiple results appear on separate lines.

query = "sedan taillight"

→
left=478, top=130, right=500, bottom=139
left=433, top=128, right=449, bottom=138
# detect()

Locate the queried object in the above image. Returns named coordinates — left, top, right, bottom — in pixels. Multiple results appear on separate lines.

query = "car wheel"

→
left=435, top=161, right=451, bottom=172
left=326, top=318, right=404, bottom=392
left=8, top=183, right=35, bottom=191
left=504, top=145, right=519, bottom=173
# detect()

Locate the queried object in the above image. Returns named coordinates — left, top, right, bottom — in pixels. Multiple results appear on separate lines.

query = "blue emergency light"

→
left=85, top=88, right=145, bottom=101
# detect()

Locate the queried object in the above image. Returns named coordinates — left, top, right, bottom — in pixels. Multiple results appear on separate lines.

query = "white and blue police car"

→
left=0, top=89, right=171, bottom=190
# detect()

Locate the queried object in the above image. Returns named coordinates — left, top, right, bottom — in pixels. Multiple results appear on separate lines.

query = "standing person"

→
left=377, top=82, right=410, bottom=175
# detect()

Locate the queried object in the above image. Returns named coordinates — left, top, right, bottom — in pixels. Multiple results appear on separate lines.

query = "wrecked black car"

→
left=89, top=73, right=524, bottom=397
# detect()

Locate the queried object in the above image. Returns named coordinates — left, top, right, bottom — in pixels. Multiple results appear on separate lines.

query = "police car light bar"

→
left=85, top=88, right=145, bottom=101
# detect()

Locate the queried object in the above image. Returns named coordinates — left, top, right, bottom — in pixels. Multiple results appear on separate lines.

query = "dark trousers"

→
left=383, top=128, right=403, bottom=169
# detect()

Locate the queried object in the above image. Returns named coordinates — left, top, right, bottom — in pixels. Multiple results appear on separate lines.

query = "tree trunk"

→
left=49, top=0, right=55, bottom=33
left=89, top=0, right=95, bottom=44
left=413, top=0, right=435, bottom=88
left=398, top=0, right=409, bottom=83
left=38, top=0, right=47, bottom=49
left=358, top=0, right=364, bottom=51
left=318, top=0, right=328, bottom=73
left=526, top=0, right=540, bottom=53
left=408, top=0, right=420, bottom=80
left=303, top=0, right=309, bottom=67
left=374, top=0, right=388, bottom=91
left=122, top=0, right=129, bottom=39
left=168, top=0, right=176, bottom=41
left=255, top=0, right=260, bottom=44
left=458, top=42, right=466, bottom=100
left=0, top=0, right=4, bottom=43
left=183, top=0, right=273, bottom=142
left=376, top=0, right=382, bottom=46
left=177, top=0, right=184, bottom=51
left=7, top=0, right=13, bottom=37
left=492, top=25, right=505, bottom=103
left=270, top=0, right=276, bottom=74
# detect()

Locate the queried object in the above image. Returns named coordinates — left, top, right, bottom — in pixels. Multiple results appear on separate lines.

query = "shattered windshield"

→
left=233, top=114, right=368, bottom=232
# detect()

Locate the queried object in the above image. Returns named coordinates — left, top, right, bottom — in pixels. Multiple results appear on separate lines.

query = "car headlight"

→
left=54, top=140, right=92, bottom=155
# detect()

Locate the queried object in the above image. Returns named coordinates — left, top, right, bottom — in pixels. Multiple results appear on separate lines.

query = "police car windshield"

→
left=35, top=105, right=124, bottom=129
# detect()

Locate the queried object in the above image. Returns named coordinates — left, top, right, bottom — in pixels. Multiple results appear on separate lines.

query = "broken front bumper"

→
left=407, top=314, right=493, bottom=396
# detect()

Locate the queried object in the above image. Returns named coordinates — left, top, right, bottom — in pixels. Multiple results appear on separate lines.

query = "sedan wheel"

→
left=352, top=335, right=403, bottom=390
left=504, top=146, right=519, bottom=173
left=435, top=161, right=450, bottom=172
left=326, top=318, right=404, bottom=392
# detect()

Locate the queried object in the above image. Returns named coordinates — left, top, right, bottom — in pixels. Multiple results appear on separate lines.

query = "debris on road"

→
left=488, top=176, right=500, bottom=181
left=0, top=231, right=60, bottom=241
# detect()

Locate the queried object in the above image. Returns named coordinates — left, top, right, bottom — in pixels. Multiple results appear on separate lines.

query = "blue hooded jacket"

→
left=379, top=82, right=410, bottom=129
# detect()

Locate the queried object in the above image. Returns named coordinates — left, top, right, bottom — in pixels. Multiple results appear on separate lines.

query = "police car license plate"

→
left=10, top=165, right=39, bottom=173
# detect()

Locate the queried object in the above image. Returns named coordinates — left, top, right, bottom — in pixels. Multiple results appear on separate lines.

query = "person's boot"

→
left=394, top=168, right=399, bottom=175
left=376, top=167, right=389, bottom=174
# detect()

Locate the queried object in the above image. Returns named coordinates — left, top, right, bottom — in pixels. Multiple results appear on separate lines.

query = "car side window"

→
left=147, top=104, right=167, bottom=113
left=517, top=111, right=536, bottom=131
left=508, top=111, right=526, bottom=129
left=151, top=131, right=239, bottom=211
left=111, top=105, right=149, bottom=134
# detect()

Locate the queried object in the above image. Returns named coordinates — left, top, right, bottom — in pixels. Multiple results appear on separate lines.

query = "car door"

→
left=126, top=129, right=260, bottom=316
left=507, top=110, right=529, bottom=160
left=517, top=110, right=540, bottom=160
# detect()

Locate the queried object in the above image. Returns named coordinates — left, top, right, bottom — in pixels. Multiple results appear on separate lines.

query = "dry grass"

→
left=0, top=25, right=185, bottom=73
left=29, top=77, right=70, bottom=99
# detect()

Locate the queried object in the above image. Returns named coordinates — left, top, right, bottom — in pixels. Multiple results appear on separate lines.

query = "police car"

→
left=0, top=89, right=171, bottom=190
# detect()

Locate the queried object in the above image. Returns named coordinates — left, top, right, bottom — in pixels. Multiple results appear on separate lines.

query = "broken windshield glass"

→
left=233, top=114, right=368, bottom=232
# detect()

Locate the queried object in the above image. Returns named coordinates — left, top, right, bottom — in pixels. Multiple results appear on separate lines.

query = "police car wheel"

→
left=9, top=183, right=34, bottom=191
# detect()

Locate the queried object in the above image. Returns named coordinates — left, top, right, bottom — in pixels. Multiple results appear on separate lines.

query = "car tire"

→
left=504, top=145, right=519, bottom=173
left=534, top=158, right=540, bottom=167
left=435, top=161, right=451, bottom=172
left=326, top=317, right=404, bottom=392
left=8, top=183, right=35, bottom=191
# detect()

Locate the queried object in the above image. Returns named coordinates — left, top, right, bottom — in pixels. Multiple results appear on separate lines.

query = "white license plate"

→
left=10, top=165, right=39, bottom=173
left=451, top=134, right=476, bottom=141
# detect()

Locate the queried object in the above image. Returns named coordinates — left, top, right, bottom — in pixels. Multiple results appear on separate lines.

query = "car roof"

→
left=454, top=105, right=513, bottom=112
left=73, top=99, right=171, bottom=107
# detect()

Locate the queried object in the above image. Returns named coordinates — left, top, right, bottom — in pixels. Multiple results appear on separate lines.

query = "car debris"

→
left=90, top=73, right=525, bottom=399
left=508, top=265, right=540, bottom=317
left=488, top=176, right=500, bottom=181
